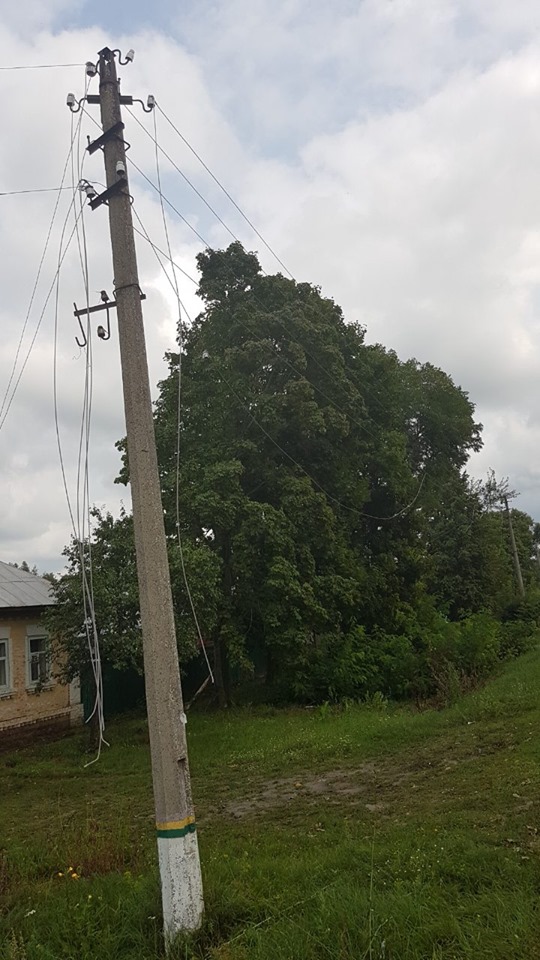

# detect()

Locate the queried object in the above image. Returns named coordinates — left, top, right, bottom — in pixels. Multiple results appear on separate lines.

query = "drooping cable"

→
left=0, top=215, right=84, bottom=437
left=52, top=196, right=108, bottom=761
left=132, top=207, right=193, bottom=313
left=51, top=79, right=107, bottom=760
left=152, top=111, right=215, bottom=685
left=83, top=108, right=389, bottom=441
left=73, top=103, right=108, bottom=760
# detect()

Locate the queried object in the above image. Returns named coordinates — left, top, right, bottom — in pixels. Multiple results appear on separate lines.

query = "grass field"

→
left=2, top=649, right=540, bottom=959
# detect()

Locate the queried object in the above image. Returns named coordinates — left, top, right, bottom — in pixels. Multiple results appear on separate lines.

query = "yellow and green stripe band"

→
left=156, top=816, right=197, bottom=839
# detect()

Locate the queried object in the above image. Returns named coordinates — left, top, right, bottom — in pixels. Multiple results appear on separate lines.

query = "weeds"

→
left=6, top=931, right=27, bottom=960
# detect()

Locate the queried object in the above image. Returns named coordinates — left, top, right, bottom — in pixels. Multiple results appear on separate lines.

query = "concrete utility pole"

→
left=88, top=46, right=204, bottom=937
left=504, top=495, right=525, bottom=599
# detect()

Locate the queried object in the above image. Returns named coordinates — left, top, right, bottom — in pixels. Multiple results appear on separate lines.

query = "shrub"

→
left=455, top=612, right=501, bottom=678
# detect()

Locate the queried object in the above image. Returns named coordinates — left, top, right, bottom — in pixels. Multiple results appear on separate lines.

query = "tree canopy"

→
left=47, top=243, right=540, bottom=706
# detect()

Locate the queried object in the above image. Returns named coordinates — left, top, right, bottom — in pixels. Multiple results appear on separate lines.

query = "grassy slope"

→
left=2, top=649, right=540, bottom=959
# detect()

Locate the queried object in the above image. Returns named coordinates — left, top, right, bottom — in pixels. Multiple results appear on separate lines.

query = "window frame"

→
left=0, top=630, right=11, bottom=695
left=26, top=627, right=52, bottom=690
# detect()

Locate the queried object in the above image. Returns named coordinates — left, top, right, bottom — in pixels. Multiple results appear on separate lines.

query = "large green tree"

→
left=125, top=243, right=482, bottom=702
left=55, top=242, right=510, bottom=705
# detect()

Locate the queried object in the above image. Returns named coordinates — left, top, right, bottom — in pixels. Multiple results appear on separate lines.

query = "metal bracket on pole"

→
left=86, top=94, right=134, bottom=106
left=89, top=177, right=128, bottom=210
left=87, top=121, right=125, bottom=155
left=73, top=290, right=146, bottom=345
left=73, top=304, right=88, bottom=348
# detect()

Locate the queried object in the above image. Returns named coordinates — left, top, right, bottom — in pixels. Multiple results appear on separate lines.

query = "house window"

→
left=27, top=633, right=51, bottom=687
left=0, top=638, right=10, bottom=693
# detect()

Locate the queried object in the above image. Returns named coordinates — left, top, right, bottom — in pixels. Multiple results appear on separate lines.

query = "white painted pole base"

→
left=158, top=831, right=204, bottom=941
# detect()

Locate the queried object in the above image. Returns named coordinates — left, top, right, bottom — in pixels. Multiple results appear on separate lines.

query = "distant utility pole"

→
left=73, top=47, right=204, bottom=938
left=504, top=495, right=525, bottom=599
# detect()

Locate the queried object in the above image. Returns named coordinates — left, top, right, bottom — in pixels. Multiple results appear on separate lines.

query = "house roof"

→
left=0, top=562, right=54, bottom=609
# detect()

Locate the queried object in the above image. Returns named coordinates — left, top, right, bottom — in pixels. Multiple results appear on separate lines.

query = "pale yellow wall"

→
left=0, top=615, right=81, bottom=732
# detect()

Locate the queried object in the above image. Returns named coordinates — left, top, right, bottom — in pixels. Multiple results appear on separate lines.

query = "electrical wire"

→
left=0, top=121, right=90, bottom=428
left=152, top=110, right=214, bottom=685
left=132, top=208, right=194, bottom=313
left=128, top=151, right=381, bottom=444
left=148, top=106, right=392, bottom=425
left=125, top=139, right=391, bottom=446
left=132, top=220, right=198, bottom=285
left=156, top=102, right=295, bottom=279
left=128, top=107, right=240, bottom=245
left=125, top=122, right=426, bottom=525
left=127, top=155, right=211, bottom=247
left=130, top=200, right=426, bottom=523
left=74, top=105, right=108, bottom=760
left=0, top=63, right=84, bottom=70
left=84, top=109, right=386, bottom=442
left=51, top=77, right=107, bottom=760
left=0, top=187, right=73, bottom=196
left=0, top=212, right=84, bottom=436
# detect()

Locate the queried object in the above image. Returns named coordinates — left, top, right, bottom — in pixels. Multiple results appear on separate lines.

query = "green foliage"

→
left=45, top=507, right=221, bottom=683
left=145, top=243, right=488, bottom=702
left=54, top=243, right=539, bottom=706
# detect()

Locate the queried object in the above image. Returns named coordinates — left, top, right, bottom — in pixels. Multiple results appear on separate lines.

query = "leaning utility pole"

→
left=504, top=495, right=525, bottom=599
left=81, top=46, right=204, bottom=937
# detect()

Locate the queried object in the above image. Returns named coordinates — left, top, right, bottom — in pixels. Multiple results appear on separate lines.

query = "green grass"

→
left=2, top=650, right=540, bottom=959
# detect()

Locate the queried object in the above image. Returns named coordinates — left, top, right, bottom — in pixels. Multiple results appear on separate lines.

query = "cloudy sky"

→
left=1, top=0, right=540, bottom=572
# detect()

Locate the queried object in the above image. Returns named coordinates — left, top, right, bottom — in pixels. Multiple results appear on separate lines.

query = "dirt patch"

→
left=199, top=727, right=525, bottom=825
left=215, top=762, right=413, bottom=820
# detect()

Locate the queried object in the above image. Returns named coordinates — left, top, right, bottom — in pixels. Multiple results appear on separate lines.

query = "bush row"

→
left=282, top=597, right=540, bottom=706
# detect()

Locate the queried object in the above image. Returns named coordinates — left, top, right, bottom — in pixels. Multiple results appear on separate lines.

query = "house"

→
left=0, top=561, right=83, bottom=743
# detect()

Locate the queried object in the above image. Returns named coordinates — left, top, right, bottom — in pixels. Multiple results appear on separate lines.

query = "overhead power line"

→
left=0, top=63, right=84, bottom=70
left=128, top=107, right=240, bottom=246
left=0, top=206, right=84, bottom=434
left=125, top=134, right=388, bottom=436
left=127, top=149, right=400, bottom=452
left=86, top=102, right=393, bottom=434
left=127, top=155, right=211, bottom=248
left=139, top=209, right=425, bottom=525
left=0, top=187, right=72, bottom=196
left=132, top=222, right=198, bottom=285
left=156, top=102, right=295, bottom=279
left=96, top=107, right=423, bottom=519
left=0, top=98, right=88, bottom=429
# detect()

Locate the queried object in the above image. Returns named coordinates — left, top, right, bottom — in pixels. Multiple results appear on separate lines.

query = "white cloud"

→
left=2, top=3, right=540, bottom=571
